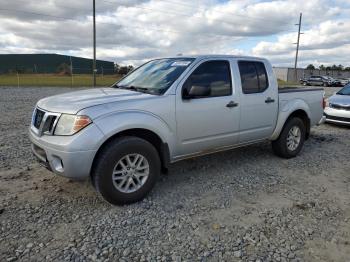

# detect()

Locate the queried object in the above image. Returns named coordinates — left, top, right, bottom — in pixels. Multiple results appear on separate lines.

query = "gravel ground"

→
left=0, top=86, right=349, bottom=262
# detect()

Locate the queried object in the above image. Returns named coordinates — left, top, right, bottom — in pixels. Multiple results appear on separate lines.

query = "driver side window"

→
left=182, top=60, right=232, bottom=99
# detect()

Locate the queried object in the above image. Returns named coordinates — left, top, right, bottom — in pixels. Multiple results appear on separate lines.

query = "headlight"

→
left=54, top=114, right=92, bottom=136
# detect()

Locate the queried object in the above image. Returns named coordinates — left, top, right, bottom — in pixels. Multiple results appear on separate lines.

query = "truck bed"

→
left=277, top=86, right=324, bottom=128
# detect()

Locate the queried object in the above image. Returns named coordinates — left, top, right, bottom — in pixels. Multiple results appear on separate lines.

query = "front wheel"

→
left=272, top=117, right=306, bottom=159
left=92, top=136, right=160, bottom=205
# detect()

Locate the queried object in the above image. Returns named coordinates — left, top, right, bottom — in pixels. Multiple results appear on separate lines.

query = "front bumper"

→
left=29, top=123, right=104, bottom=179
left=324, top=107, right=350, bottom=126
left=318, top=115, right=326, bottom=125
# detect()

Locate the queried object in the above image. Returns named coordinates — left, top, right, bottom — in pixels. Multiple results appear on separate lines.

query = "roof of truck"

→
left=168, top=54, right=267, bottom=60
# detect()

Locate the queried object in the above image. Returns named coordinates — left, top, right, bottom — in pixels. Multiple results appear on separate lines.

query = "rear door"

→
left=236, top=60, right=278, bottom=142
left=175, top=59, right=240, bottom=156
left=309, top=76, right=322, bottom=86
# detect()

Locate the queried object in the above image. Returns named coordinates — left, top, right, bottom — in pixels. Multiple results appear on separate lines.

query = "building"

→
left=273, top=67, right=350, bottom=83
left=0, top=54, right=115, bottom=74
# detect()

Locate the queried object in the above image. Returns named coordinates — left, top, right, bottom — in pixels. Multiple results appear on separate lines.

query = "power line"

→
left=102, top=0, right=293, bottom=26
left=0, top=7, right=290, bottom=39
left=0, top=8, right=90, bottom=22
left=7, top=0, right=94, bottom=14
left=162, top=0, right=296, bottom=25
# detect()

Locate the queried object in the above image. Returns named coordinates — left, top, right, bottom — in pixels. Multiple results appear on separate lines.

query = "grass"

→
left=277, top=78, right=299, bottom=87
left=0, top=74, right=300, bottom=88
left=0, top=74, right=122, bottom=87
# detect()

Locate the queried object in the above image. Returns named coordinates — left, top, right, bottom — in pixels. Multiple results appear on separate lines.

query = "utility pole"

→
left=70, top=56, right=74, bottom=87
left=93, top=0, right=97, bottom=87
left=294, top=12, right=303, bottom=82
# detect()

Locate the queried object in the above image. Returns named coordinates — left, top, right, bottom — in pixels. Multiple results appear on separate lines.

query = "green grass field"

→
left=0, top=74, right=299, bottom=88
left=0, top=74, right=122, bottom=87
left=277, top=78, right=299, bottom=87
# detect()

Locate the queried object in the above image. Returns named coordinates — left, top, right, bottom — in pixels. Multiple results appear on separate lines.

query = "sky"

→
left=0, top=0, right=349, bottom=67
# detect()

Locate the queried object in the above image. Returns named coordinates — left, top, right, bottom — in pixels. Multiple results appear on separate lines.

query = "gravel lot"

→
left=0, top=86, right=349, bottom=262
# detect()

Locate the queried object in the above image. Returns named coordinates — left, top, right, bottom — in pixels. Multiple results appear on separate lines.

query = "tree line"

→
left=115, top=64, right=134, bottom=75
left=306, top=64, right=350, bottom=71
left=55, top=63, right=135, bottom=75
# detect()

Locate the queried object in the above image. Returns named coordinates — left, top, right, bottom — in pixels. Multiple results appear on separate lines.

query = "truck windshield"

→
left=114, top=58, right=195, bottom=95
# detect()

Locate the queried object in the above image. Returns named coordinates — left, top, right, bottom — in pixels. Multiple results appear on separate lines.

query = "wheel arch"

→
left=285, top=110, right=311, bottom=139
left=91, top=128, right=171, bottom=180
left=272, top=107, right=311, bottom=141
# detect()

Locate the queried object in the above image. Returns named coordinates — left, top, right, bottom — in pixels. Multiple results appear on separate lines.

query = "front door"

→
left=175, top=60, right=240, bottom=156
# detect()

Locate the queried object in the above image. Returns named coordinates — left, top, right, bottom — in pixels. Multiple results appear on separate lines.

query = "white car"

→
left=339, top=78, right=350, bottom=86
left=324, top=84, right=350, bottom=125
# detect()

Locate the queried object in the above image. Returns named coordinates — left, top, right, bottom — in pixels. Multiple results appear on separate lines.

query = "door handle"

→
left=226, top=101, right=239, bottom=108
left=265, top=97, right=275, bottom=103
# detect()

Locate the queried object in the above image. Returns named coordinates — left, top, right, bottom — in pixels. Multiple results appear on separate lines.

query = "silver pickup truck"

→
left=29, top=55, right=325, bottom=205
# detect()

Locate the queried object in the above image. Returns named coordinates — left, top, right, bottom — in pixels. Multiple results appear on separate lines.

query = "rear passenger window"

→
left=238, top=61, right=269, bottom=94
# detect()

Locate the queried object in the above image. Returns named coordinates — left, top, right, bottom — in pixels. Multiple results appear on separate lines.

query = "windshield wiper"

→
left=115, top=84, right=163, bottom=95
left=116, top=85, right=152, bottom=93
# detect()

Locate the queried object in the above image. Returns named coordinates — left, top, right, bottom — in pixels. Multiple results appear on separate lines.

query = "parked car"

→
left=325, top=76, right=342, bottom=87
left=301, top=75, right=341, bottom=87
left=324, top=83, right=350, bottom=125
left=339, top=78, right=350, bottom=86
left=29, top=55, right=326, bottom=205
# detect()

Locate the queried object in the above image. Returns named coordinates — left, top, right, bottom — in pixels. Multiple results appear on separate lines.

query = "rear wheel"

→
left=92, top=136, right=160, bottom=205
left=272, top=117, right=306, bottom=158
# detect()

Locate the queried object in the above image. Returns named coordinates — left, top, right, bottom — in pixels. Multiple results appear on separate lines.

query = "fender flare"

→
left=91, top=110, right=176, bottom=168
left=271, top=99, right=311, bottom=140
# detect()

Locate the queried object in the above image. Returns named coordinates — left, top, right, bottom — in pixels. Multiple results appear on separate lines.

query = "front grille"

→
left=33, top=109, right=45, bottom=129
left=324, top=113, right=350, bottom=123
left=42, top=115, right=58, bottom=134
left=330, top=103, right=350, bottom=111
left=31, top=108, right=60, bottom=136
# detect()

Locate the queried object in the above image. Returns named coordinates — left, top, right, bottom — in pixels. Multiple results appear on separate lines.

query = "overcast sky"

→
left=0, top=0, right=349, bottom=67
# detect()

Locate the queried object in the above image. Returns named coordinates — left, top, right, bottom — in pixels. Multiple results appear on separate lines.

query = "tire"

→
left=323, top=82, right=328, bottom=87
left=92, top=136, right=160, bottom=205
left=303, top=81, right=307, bottom=86
left=271, top=117, right=306, bottom=159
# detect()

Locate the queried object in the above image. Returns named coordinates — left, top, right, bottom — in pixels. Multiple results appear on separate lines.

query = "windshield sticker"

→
left=171, top=61, right=192, bottom=67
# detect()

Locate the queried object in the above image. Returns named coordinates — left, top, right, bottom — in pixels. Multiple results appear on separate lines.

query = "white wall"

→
left=273, top=67, right=350, bottom=82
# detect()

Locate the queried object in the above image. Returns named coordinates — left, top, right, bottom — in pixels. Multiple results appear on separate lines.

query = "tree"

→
left=117, top=66, right=127, bottom=75
left=306, top=64, right=316, bottom=70
left=319, top=64, right=326, bottom=71
left=127, top=65, right=134, bottom=72
left=328, top=64, right=344, bottom=71
left=114, top=63, right=120, bottom=74
left=117, top=65, right=134, bottom=75
left=56, top=63, right=71, bottom=75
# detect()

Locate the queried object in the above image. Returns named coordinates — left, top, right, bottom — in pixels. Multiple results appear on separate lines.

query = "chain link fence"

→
left=0, top=67, right=123, bottom=87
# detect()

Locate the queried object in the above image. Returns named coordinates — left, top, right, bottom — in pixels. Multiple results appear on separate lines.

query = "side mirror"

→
left=183, top=85, right=210, bottom=99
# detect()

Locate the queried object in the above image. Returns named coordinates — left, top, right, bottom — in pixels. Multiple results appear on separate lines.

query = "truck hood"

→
left=37, top=88, right=154, bottom=114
